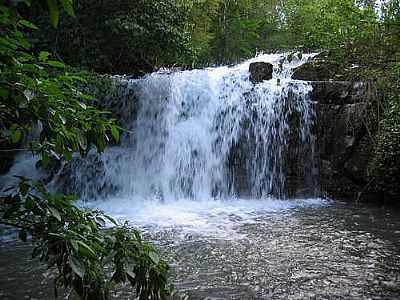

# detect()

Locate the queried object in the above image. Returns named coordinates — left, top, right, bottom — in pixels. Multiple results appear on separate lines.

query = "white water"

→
left=83, top=197, right=327, bottom=239
left=1, top=53, right=326, bottom=238
left=64, top=53, right=318, bottom=199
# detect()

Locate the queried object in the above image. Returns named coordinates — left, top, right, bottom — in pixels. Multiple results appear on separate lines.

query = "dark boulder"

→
left=249, top=62, right=273, bottom=83
left=309, top=81, right=369, bottom=105
left=292, top=51, right=366, bottom=82
left=311, top=79, right=380, bottom=201
left=292, top=60, right=341, bottom=81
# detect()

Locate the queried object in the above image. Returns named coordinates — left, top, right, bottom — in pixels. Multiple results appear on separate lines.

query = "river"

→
left=1, top=53, right=399, bottom=299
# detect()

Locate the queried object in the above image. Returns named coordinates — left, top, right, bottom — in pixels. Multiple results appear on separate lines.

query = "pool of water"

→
left=1, top=199, right=400, bottom=299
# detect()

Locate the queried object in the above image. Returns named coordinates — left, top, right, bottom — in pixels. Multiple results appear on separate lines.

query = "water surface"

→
left=1, top=199, right=399, bottom=299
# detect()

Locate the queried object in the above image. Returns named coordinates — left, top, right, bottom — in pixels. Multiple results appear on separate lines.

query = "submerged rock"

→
left=249, top=62, right=273, bottom=83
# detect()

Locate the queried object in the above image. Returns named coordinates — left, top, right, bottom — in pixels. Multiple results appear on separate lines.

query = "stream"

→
left=0, top=199, right=399, bottom=299
left=1, top=53, right=399, bottom=299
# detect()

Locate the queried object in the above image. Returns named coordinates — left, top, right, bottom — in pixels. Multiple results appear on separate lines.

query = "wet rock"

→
left=229, top=79, right=360, bottom=199
left=94, top=77, right=140, bottom=129
left=249, top=62, right=273, bottom=83
left=292, top=51, right=342, bottom=81
left=309, top=81, right=369, bottom=105
left=315, top=99, right=374, bottom=199
left=292, top=61, right=340, bottom=81
left=290, top=53, right=380, bottom=200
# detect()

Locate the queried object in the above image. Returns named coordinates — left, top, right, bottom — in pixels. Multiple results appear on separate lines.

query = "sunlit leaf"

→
left=18, top=20, right=38, bottom=30
left=39, top=51, right=50, bottom=62
left=47, top=60, right=65, bottom=68
left=49, top=206, right=62, bottom=221
left=77, top=241, right=97, bottom=259
left=111, top=126, right=120, bottom=142
left=71, top=240, right=79, bottom=252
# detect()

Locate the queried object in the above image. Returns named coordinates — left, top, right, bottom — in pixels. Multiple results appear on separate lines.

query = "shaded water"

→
left=1, top=200, right=399, bottom=299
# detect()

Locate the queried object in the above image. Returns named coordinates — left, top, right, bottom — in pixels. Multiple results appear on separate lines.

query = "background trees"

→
left=27, top=0, right=193, bottom=75
left=24, top=0, right=399, bottom=72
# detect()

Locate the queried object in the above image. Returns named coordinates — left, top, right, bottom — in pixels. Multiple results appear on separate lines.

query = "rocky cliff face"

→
left=313, top=82, right=377, bottom=200
left=292, top=55, right=380, bottom=200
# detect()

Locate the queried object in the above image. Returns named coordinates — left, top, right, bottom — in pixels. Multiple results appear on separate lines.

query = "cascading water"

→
left=49, top=53, right=318, bottom=201
left=3, top=54, right=400, bottom=300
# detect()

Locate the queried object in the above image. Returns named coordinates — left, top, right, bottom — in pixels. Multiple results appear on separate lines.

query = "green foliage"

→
left=0, top=3, right=120, bottom=162
left=30, top=0, right=193, bottom=74
left=209, top=0, right=262, bottom=63
left=184, top=0, right=285, bottom=65
left=1, top=179, right=170, bottom=300
left=0, top=2, right=172, bottom=299
left=185, top=0, right=399, bottom=65
left=182, top=0, right=222, bottom=64
left=19, top=0, right=400, bottom=69
left=282, top=0, right=378, bottom=49
left=371, top=63, right=400, bottom=198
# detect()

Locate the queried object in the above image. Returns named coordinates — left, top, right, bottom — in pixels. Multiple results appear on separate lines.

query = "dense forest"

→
left=1, top=0, right=399, bottom=299
left=22, top=0, right=400, bottom=73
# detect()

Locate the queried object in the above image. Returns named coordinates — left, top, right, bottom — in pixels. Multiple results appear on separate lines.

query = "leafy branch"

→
left=0, top=1, right=174, bottom=299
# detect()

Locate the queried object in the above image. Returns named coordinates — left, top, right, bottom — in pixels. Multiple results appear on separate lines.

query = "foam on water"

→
left=82, top=197, right=328, bottom=239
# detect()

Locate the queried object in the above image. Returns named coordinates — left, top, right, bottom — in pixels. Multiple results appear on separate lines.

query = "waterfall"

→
left=52, top=53, right=318, bottom=201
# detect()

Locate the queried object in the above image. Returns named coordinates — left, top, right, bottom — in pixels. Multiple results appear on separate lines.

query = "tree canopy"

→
left=26, top=0, right=399, bottom=71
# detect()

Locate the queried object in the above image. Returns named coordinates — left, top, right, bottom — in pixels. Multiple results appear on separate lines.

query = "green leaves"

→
left=0, top=2, right=174, bottom=299
left=39, top=51, right=50, bottom=62
left=11, top=129, right=23, bottom=144
left=62, top=0, right=75, bottom=17
left=1, top=2, right=122, bottom=161
left=47, top=60, right=65, bottom=68
left=149, top=251, right=160, bottom=265
left=76, top=129, right=87, bottom=151
left=47, top=0, right=60, bottom=28
left=76, top=240, right=97, bottom=258
left=1, top=177, right=172, bottom=300
left=18, top=19, right=38, bottom=30
left=111, top=125, right=120, bottom=142
left=48, top=206, right=62, bottom=221
left=27, top=0, right=194, bottom=74
left=46, top=0, right=75, bottom=27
